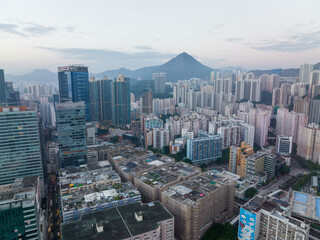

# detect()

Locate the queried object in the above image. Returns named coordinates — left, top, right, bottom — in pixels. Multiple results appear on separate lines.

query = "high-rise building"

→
left=153, top=72, right=166, bottom=94
left=142, top=87, right=153, bottom=114
left=297, top=123, right=320, bottom=163
left=89, top=77, right=112, bottom=122
left=187, top=131, right=222, bottom=164
left=153, top=128, right=169, bottom=151
left=58, top=65, right=91, bottom=121
left=309, top=99, right=320, bottom=125
left=255, top=110, right=270, bottom=147
left=55, top=102, right=87, bottom=168
left=279, top=83, right=292, bottom=106
left=5, top=82, right=20, bottom=106
left=111, top=74, right=131, bottom=125
left=309, top=70, right=320, bottom=96
left=0, top=176, right=45, bottom=240
left=276, top=136, right=293, bottom=155
left=299, top=63, right=314, bottom=83
left=229, top=142, right=254, bottom=177
left=0, top=69, right=7, bottom=104
left=0, top=106, right=43, bottom=185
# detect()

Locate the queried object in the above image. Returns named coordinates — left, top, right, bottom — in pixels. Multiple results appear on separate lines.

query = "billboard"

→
left=238, top=208, right=256, bottom=240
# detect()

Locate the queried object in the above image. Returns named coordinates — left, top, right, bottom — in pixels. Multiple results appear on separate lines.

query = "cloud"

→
left=225, top=38, right=242, bottom=42
left=135, top=45, right=153, bottom=50
left=0, top=22, right=64, bottom=37
left=37, top=47, right=176, bottom=70
left=23, top=23, right=56, bottom=36
left=0, top=23, right=28, bottom=37
left=250, top=31, right=320, bottom=52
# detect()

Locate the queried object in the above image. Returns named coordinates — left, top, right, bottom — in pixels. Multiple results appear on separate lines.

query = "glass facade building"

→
left=58, top=65, right=91, bottom=121
left=55, top=102, right=87, bottom=168
left=0, top=176, right=42, bottom=240
left=89, top=77, right=112, bottom=122
left=111, top=74, right=131, bottom=125
left=187, top=131, right=222, bottom=165
left=0, top=106, right=43, bottom=185
left=0, top=69, right=7, bottom=104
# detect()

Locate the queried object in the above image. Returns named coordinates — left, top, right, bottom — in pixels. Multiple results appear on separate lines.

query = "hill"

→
left=6, top=69, right=57, bottom=85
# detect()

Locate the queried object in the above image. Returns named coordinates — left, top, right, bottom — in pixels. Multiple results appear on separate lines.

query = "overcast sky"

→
left=1, top=0, right=320, bottom=74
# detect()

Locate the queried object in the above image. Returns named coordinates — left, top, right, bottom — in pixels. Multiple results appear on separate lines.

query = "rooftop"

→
left=291, top=191, right=320, bottom=222
left=137, top=162, right=200, bottom=188
left=59, top=162, right=140, bottom=212
left=61, top=201, right=173, bottom=240
left=163, top=171, right=234, bottom=205
left=108, top=147, right=174, bottom=175
left=0, top=176, right=38, bottom=209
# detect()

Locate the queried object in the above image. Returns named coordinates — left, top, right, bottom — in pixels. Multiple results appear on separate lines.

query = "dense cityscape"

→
left=1, top=1, right=320, bottom=240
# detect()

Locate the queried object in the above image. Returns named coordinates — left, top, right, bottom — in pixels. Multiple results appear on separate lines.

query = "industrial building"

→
left=61, top=201, right=174, bottom=240
left=59, top=161, right=141, bottom=223
left=161, top=171, right=235, bottom=240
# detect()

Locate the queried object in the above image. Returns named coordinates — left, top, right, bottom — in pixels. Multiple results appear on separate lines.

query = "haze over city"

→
left=1, top=0, right=320, bottom=74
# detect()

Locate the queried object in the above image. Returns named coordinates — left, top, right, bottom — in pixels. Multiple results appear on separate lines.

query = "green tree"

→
left=202, top=223, right=237, bottom=240
left=280, top=165, right=291, bottom=174
left=245, top=187, right=258, bottom=198
left=110, top=135, right=119, bottom=143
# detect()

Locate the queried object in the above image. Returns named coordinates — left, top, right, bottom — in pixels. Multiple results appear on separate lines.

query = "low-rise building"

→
left=134, top=162, right=201, bottom=202
left=107, top=146, right=173, bottom=183
left=59, top=161, right=141, bottom=223
left=61, top=201, right=174, bottom=240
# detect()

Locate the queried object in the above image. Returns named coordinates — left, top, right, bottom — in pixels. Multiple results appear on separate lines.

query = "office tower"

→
left=186, top=131, right=222, bottom=164
left=0, top=106, right=43, bottom=185
left=0, top=69, right=7, bottom=104
left=297, top=123, right=320, bottom=163
left=276, top=136, right=293, bottom=155
left=142, top=87, right=153, bottom=114
left=239, top=196, right=309, bottom=240
left=153, top=72, right=166, bottom=94
left=0, top=176, right=44, bottom=240
left=89, top=77, right=112, bottom=122
left=111, top=74, right=131, bottom=125
left=55, top=102, right=87, bottom=168
left=309, top=70, right=320, bottom=96
left=299, top=63, right=314, bottom=83
left=5, top=82, right=20, bottom=106
left=229, top=142, right=253, bottom=176
left=161, top=172, right=235, bottom=240
left=58, top=65, right=91, bottom=121
left=279, top=83, right=292, bottom=106
left=61, top=201, right=174, bottom=240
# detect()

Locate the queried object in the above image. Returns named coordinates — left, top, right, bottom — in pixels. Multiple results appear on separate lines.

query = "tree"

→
left=202, top=223, right=237, bottom=240
left=110, top=135, right=119, bottom=143
left=245, top=187, right=258, bottom=198
left=254, top=143, right=261, bottom=152
left=281, top=165, right=291, bottom=174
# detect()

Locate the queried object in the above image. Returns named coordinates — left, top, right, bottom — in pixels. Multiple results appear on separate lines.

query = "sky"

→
left=1, top=0, right=320, bottom=74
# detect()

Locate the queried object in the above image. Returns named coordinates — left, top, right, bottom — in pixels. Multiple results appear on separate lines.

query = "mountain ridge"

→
left=4, top=53, right=320, bottom=83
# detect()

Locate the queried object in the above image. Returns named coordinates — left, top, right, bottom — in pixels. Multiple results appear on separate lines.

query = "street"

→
left=259, top=157, right=310, bottom=196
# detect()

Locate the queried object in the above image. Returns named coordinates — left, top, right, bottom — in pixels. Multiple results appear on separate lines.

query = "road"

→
left=259, top=157, right=309, bottom=197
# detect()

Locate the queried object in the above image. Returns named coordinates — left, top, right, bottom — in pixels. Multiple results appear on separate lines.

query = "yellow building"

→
left=229, top=142, right=254, bottom=179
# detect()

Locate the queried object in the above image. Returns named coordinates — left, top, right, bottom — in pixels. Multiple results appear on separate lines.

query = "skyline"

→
left=1, top=0, right=320, bottom=74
